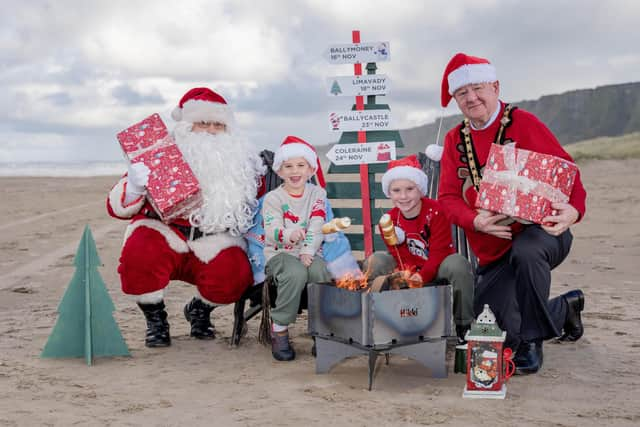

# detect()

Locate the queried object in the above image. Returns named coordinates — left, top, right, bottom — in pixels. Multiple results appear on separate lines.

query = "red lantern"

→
left=463, top=304, right=515, bottom=399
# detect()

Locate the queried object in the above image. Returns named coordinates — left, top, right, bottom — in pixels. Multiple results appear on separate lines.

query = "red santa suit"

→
left=108, top=98, right=265, bottom=305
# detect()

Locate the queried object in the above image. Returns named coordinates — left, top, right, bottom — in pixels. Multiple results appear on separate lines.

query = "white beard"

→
left=173, top=122, right=266, bottom=236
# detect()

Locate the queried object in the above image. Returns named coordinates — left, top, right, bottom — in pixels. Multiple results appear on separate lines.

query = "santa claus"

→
left=107, top=87, right=266, bottom=347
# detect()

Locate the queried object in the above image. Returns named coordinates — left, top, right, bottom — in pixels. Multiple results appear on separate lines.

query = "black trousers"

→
left=474, top=225, right=572, bottom=350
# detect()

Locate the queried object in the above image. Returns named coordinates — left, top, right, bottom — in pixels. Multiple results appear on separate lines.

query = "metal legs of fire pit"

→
left=314, top=336, right=447, bottom=390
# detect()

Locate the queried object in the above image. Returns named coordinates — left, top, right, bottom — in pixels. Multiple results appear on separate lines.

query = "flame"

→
left=335, top=271, right=369, bottom=292
left=334, top=263, right=424, bottom=292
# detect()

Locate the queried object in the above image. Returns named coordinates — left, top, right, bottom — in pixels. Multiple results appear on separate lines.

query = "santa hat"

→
left=273, top=136, right=325, bottom=187
left=441, top=53, right=497, bottom=107
left=171, top=87, right=234, bottom=125
left=381, top=154, right=429, bottom=198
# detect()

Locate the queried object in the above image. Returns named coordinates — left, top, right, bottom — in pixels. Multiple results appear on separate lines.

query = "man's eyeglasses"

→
left=453, top=83, right=493, bottom=102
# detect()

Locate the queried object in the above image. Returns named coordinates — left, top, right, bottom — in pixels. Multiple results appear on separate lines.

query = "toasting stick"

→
left=379, top=214, right=398, bottom=246
left=321, top=217, right=352, bottom=234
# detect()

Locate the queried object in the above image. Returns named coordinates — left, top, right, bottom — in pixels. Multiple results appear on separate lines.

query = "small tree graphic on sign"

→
left=330, top=80, right=342, bottom=96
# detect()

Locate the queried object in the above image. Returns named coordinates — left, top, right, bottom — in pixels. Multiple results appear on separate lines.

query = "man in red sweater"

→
left=436, top=53, right=586, bottom=374
left=364, top=155, right=475, bottom=343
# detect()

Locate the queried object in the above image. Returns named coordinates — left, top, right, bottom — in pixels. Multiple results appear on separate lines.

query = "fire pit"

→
left=307, top=282, right=452, bottom=390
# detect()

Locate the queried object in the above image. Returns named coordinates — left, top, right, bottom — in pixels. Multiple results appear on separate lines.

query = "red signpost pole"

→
left=352, top=30, right=373, bottom=258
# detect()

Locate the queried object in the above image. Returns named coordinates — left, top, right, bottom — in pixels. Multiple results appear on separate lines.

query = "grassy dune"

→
left=565, top=132, right=640, bottom=162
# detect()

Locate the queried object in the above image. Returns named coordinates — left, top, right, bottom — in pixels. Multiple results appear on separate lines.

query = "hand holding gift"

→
left=541, top=201, right=579, bottom=236
left=126, top=162, right=150, bottom=195
left=475, top=144, right=578, bottom=225
left=473, top=209, right=512, bottom=240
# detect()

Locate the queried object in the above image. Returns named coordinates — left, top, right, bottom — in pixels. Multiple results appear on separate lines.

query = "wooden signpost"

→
left=324, top=31, right=403, bottom=259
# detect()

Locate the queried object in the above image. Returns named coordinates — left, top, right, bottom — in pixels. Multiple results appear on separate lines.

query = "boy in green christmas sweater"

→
left=262, top=136, right=332, bottom=361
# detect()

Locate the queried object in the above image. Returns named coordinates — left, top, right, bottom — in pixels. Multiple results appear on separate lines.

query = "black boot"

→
left=514, top=340, right=543, bottom=375
left=558, top=289, right=585, bottom=342
left=137, top=301, right=171, bottom=348
left=184, top=297, right=216, bottom=340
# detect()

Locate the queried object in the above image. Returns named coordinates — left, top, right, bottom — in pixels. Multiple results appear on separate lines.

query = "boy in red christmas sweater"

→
left=364, top=155, right=475, bottom=342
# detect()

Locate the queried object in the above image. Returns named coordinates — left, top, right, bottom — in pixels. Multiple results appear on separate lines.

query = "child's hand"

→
left=288, top=228, right=306, bottom=243
left=300, top=254, right=313, bottom=267
left=406, top=272, right=423, bottom=288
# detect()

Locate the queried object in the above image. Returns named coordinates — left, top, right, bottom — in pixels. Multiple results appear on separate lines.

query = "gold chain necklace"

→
left=461, top=104, right=515, bottom=191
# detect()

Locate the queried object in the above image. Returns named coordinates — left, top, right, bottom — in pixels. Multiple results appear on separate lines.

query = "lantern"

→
left=463, top=304, right=515, bottom=399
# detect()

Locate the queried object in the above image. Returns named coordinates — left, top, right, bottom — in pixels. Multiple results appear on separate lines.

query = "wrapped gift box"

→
left=475, top=144, right=578, bottom=224
left=117, top=114, right=202, bottom=222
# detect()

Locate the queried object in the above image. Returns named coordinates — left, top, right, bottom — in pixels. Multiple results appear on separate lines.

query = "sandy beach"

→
left=1, top=159, right=639, bottom=427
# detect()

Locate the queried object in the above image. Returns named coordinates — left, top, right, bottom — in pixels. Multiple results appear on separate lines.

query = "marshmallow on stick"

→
left=379, top=213, right=398, bottom=245
left=321, top=217, right=351, bottom=234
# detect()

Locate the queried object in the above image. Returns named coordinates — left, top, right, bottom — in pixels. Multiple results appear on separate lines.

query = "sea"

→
left=0, top=161, right=127, bottom=177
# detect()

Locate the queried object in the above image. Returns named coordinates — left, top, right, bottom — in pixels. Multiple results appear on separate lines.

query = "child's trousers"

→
left=363, top=252, right=475, bottom=327
left=265, top=253, right=332, bottom=326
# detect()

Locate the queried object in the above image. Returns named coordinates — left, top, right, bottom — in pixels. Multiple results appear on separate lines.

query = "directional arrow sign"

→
left=326, top=75, right=391, bottom=97
left=326, top=141, right=397, bottom=166
left=328, top=110, right=393, bottom=132
left=323, top=41, right=391, bottom=64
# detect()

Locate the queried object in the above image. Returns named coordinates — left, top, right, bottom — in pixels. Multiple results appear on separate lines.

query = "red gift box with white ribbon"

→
left=117, top=114, right=202, bottom=222
left=475, top=144, right=578, bottom=224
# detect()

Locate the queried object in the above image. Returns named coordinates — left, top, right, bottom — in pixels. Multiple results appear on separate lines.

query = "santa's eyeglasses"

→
left=192, top=121, right=227, bottom=131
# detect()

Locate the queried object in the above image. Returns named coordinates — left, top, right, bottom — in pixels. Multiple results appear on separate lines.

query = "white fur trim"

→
left=273, top=143, right=318, bottom=172
left=447, top=63, right=497, bottom=95
left=171, top=99, right=233, bottom=125
left=187, top=234, right=247, bottom=264
left=425, top=144, right=444, bottom=162
left=326, top=251, right=362, bottom=280
left=108, top=178, right=145, bottom=218
left=123, top=220, right=190, bottom=253
left=135, top=289, right=164, bottom=304
left=381, top=166, right=429, bottom=197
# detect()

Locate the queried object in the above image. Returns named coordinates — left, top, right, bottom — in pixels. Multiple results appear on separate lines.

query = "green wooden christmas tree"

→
left=41, top=225, right=130, bottom=365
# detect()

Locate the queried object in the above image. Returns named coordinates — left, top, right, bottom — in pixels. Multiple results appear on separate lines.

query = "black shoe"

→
left=558, top=289, right=584, bottom=342
left=514, top=341, right=543, bottom=375
left=184, top=297, right=216, bottom=340
left=456, top=324, right=470, bottom=345
left=137, top=301, right=171, bottom=348
left=271, top=329, right=295, bottom=361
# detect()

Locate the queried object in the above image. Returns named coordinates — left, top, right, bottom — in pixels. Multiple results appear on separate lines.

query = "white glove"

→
left=125, top=162, right=150, bottom=198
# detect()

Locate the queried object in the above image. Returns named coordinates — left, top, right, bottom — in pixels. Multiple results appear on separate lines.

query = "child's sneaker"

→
left=271, top=329, right=296, bottom=361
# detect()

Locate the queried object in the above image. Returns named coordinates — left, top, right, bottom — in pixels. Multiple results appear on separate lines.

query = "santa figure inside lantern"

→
left=463, top=304, right=515, bottom=399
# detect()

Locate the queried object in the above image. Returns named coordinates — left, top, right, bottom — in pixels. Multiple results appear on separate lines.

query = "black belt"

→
left=144, top=210, right=209, bottom=241
left=173, top=224, right=209, bottom=241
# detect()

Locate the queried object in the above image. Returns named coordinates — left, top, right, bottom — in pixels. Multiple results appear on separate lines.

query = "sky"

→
left=2, top=0, right=639, bottom=164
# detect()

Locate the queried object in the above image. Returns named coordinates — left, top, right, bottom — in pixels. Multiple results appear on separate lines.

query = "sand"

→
left=1, top=159, right=639, bottom=426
